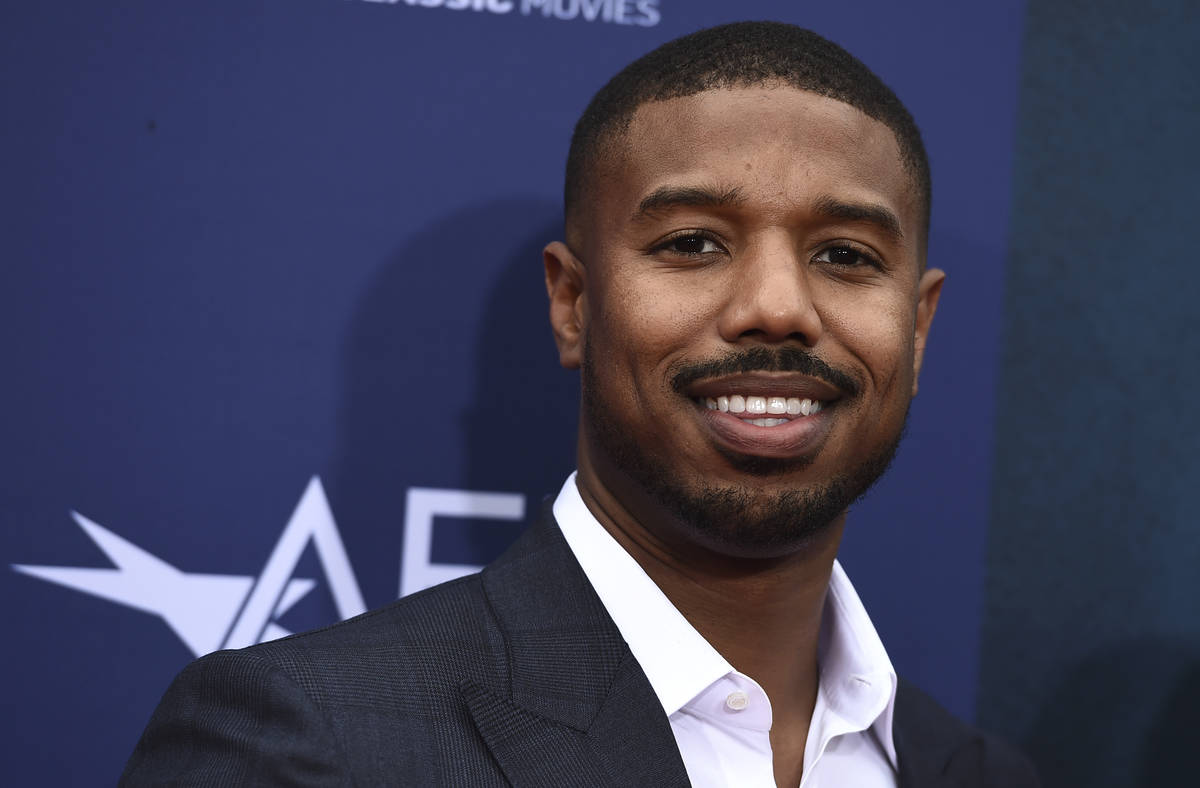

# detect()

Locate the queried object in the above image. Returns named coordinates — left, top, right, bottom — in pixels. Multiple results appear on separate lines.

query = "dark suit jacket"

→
left=121, top=509, right=1038, bottom=787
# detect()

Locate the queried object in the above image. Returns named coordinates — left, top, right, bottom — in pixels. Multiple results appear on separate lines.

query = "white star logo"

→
left=13, top=477, right=366, bottom=657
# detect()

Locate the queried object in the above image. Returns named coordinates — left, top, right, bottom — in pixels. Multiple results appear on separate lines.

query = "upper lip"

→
left=681, top=372, right=844, bottom=402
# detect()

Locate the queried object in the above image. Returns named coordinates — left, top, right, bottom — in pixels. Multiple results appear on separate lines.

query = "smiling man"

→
left=123, top=22, right=1037, bottom=788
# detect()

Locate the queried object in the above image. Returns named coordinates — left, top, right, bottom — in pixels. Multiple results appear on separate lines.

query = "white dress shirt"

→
left=553, top=473, right=899, bottom=787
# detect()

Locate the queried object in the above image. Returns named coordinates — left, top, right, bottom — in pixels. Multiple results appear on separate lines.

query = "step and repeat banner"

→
left=5, top=1, right=1194, bottom=785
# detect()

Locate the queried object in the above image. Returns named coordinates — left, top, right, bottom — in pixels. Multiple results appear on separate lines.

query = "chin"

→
left=651, top=476, right=856, bottom=558
left=713, top=445, right=820, bottom=477
left=582, top=352, right=910, bottom=557
left=592, top=416, right=906, bottom=559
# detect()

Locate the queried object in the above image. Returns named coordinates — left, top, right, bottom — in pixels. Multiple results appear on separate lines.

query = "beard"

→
left=581, top=345, right=907, bottom=557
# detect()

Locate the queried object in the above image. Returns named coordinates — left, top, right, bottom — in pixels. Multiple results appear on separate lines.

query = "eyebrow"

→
left=631, top=186, right=906, bottom=244
left=811, top=195, right=905, bottom=243
left=632, top=185, right=747, bottom=222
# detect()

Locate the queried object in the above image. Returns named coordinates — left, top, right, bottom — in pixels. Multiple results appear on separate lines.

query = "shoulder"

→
left=894, top=679, right=1040, bottom=788
left=251, top=571, right=494, bottom=664
left=230, top=570, right=504, bottom=704
left=121, top=573, right=503, bottom=786
left=121, top=515, right=587, bottom=786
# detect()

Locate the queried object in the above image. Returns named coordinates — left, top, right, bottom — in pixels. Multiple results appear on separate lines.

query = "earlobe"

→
left=910, top=267, right=945, bottom=396
left=544, top=241, right=586, bottom=370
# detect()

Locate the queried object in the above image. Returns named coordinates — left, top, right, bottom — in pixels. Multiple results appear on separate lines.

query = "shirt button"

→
left=725, top=691, right=749, bottom=711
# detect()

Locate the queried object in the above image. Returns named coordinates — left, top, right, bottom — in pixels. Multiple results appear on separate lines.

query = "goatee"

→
left=581, top=344, right=906, bottom=557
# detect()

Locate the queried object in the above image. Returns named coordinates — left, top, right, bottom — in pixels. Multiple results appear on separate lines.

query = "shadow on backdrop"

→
left=329, top=198, right=574, bottom=607
left=460, top=215, right=578, bottom=501
left=1025, top=637, right=1200, bottom=788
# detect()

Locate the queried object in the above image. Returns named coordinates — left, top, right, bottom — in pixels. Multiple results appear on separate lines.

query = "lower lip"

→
left=696, top=403, right=833, bottom=459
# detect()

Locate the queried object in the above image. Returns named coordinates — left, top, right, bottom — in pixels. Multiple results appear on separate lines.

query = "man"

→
left=122, top=22, right=1037, bottom=787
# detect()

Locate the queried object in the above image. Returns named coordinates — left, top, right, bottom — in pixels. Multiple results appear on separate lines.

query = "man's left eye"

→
left=814, top=245, right=880, bottom=268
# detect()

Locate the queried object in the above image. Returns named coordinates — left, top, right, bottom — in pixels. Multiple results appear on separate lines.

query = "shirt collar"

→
left=815, top=560, right=899, bottom=768
left=553, top=472, right=731, bottom=715
left=552, top=472, right=898, bottom=768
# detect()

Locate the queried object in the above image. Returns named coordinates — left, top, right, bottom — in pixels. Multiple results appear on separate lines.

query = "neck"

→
left=573, top=463, right=843, bottom=728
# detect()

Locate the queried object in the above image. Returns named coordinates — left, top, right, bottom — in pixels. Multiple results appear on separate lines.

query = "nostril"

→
left=737, top=326, right=818, bottom=347
left=717, top=267, right=823, bottom=345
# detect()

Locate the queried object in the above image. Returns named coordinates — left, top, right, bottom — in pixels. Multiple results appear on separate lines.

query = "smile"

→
left=688, top=391, right=835, bottom=459
left=701, top=395, right=825, bottom=424
left=680, top=370, right=843, bottom=458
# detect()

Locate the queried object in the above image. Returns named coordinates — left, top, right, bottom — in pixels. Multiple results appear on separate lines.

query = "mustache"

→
left=669, top=346, right=861, bottom=398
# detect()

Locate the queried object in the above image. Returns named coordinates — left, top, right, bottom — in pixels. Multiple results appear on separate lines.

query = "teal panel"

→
left=981, top=1, right=1200, bottom=786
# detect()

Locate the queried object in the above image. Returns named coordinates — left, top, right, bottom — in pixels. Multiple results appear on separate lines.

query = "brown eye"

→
left=815, top=245, right=882, bottom=269
left=659, top=234, right=721, bottom=255
left=675, top=236, right=707, bottom=253
left=828, top=247, right=859, bottom=265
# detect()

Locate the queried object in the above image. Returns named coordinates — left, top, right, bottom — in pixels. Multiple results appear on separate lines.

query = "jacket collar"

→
left=462, top=504, right=978, bottom=787
left=893, top=678, right=984, bottom=788
left=461, top=504, right=691, bottom=786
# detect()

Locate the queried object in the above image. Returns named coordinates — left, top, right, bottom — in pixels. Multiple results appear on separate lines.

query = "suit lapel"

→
left=893, top=678, right=979, bottom=788
left=463, top=507, right=1001, bottom=787
left=462, top=506, right=690, bottom=787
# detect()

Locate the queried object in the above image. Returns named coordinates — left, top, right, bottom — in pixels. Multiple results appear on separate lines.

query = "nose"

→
left=716, top=238, right=823, bottom=346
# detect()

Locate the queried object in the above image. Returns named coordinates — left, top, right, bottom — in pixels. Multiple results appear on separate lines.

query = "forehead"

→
left=583, top=87, right=918, bottom=249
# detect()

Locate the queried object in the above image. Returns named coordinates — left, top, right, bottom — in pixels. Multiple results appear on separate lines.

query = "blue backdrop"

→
left=10, top=1, right=1182, bottom=785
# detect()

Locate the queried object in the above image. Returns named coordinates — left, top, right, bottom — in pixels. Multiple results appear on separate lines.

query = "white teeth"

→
left=701, top=394, right=826, bottom=418
left=749, top=417, right=788, bottom=427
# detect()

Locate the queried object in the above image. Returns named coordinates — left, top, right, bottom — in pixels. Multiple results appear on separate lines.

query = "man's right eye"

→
left=655, top=233, right=723, bottom=256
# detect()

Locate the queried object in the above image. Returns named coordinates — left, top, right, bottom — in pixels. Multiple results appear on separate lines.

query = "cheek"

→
left=821, top=292, right=916, bottom=398
left=584, top=281, right=667, bottom=409
left=589, top=272, right=723, bottom=423
left=597, top=271, right=711, bottom=354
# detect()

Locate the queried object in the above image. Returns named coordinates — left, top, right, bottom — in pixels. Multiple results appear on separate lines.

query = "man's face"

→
left=546, top=86, right=943, bottom=560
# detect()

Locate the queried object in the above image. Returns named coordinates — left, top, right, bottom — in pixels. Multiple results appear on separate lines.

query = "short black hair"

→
left=564, top=21, right=931, bottom=246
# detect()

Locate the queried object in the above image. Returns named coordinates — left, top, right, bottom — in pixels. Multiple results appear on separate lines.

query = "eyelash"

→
left=649, top=232, right=884, bottom=271
left=649, top=230, right=725, bottom=257
left=813, top=243, right=885, bottom=270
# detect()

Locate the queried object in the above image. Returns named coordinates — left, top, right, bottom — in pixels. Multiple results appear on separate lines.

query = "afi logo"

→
left=14, top=479, right=364, bottom=656
left=13, top=479, right=526, bottom=657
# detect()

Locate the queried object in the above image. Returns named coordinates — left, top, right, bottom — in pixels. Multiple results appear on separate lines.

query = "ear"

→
left=911, top=267, right=945, bottom=396
left=544, top=241, right=586, bottom=370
